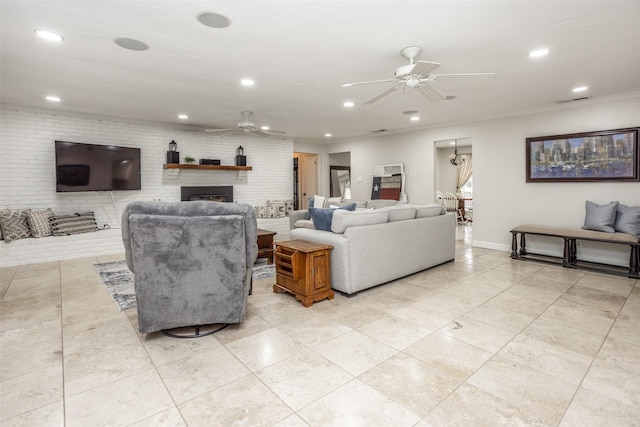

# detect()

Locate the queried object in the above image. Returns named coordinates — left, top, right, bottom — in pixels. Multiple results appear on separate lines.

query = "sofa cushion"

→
left=366, top=199, right=398, bottom=209
left=331, top=209, right=390, bottom=234
left=294, top=219, right=314, bottom=229
left=378, top=205, right=417, bottom=222
left=416, top=204, right=446, bottom=218
left=582, top=201, right=618, bottom=233
left=614, top=204, right=640, bottom=236
left=309, top=203, right=356, bottom=231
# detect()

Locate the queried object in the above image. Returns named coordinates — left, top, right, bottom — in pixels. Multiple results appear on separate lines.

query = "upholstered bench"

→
left=510, top=224, right=640, bottom=279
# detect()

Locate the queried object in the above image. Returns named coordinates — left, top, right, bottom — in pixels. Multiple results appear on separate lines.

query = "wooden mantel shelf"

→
left=164, top=164, right=252, bottom=171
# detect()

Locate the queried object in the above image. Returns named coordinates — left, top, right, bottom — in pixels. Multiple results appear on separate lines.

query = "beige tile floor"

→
left=1, top=226, right=639, bottom=426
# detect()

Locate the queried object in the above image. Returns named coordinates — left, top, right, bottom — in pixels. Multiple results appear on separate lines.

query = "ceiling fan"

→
left=342, top=46, right=496, bottom=105
left=205, top=111, right=286, bottom=137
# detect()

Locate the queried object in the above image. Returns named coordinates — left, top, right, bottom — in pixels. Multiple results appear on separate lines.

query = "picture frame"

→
left=526, top=127, right=640, bottom=182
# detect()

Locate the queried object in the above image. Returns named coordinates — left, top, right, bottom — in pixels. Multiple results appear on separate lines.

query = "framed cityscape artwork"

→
left=526, top=127, right=640, bottom=182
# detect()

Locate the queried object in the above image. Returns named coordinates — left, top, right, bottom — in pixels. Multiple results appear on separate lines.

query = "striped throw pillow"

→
left=50, top=212, right=98, bottom=235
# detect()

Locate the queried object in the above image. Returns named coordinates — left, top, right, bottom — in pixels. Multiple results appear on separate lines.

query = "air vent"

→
left=555, top=96, right=591, bottom=104
left=402, top=110, right=418, bottom=115
left=372, top=129, right=387, bottom=133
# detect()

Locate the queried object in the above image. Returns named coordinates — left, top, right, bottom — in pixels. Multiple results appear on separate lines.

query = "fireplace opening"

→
left=181, top=186, right=233, bottom=202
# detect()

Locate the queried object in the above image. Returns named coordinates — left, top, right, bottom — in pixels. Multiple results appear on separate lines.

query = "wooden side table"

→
left=273, top=239, right=334, bottom=307
left=257, top=229, right=277, bottom=264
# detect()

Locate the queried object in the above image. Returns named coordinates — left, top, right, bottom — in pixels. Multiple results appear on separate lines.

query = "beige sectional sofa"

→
left=288, top=201, right=456, bottom=295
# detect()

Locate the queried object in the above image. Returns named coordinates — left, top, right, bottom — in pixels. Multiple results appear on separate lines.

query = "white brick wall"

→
left=0, top=107, right=293, bottom=267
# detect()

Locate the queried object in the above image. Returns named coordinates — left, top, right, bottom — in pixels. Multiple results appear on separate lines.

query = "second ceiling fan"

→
left=205, top=111, right=286, bottom=137
left=343, top=46, right=496, bottom=105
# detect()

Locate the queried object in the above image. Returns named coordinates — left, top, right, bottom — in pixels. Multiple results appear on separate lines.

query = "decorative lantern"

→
left=235, top=145, right=246, bottom=166
left=166, top=140, right=179, bottom=164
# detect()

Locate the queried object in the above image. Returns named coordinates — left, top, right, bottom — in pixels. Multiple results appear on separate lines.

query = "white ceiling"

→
left=2, top=1, right=640, bottom=143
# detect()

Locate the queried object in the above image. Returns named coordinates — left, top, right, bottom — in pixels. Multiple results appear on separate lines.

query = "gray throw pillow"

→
left=0, top=209, right=32, bottom=242
left=582, top=201, right=619, bottom=233
left=614, top=204, right=640, bottom=236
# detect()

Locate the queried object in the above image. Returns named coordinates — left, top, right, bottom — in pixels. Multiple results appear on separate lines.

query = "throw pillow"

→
left=582, top=201, right=619, bottom=233
left=266, top=205, right=279, bottom=218
left=313, top=195, right=328, bottom=209
left=27, top=208, right=54, bottom=238
left=308, top=203, right=356, bottom=231
left=614, top=204, right=640, bottom=236
left=255, top=205, right=268, bottom=219
left=267, top=200, right=287, bottom=218
left=50, top=212, right=98, bottom=235
left=0, top=209, right=32, bottom=242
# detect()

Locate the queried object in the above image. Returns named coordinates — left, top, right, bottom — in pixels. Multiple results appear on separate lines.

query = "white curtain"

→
left=457, top=154, right=473, bottom=191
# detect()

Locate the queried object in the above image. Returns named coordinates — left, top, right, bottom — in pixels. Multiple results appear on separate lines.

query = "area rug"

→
left=94, top=259, right=275, bottom=311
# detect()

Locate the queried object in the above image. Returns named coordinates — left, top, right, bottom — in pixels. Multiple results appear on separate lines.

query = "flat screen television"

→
left=55, top=140, right=141, bottom=192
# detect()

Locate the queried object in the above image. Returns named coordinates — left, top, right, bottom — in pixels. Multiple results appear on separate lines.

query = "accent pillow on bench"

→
left=582, top=201, right=618, bottom=233
left=615, top=204, right=640, bottom=236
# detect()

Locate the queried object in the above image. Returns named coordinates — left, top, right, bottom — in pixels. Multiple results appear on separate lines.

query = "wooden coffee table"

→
left=273, top=239, right=334, bottom=307
left=257, top=229, right=277, bottom=264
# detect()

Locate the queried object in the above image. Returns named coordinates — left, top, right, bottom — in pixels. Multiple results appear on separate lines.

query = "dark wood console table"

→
left=257, top=229, right=277, bottom=264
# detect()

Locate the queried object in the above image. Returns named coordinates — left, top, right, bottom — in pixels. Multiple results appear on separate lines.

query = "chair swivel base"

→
left=161, top=323, right=228, bottom=339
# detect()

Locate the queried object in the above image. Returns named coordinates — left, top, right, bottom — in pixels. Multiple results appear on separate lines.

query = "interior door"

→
left=298, top=154, right=317, bottom=209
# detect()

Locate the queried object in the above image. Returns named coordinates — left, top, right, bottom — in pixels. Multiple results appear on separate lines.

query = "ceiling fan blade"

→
left=205, top=128, right=236, bottom=132
left=410, top=61, right=441, bottom=76
left=364, top=84, right=403, bottom=105
left=253, top=130, right=271, bottom=137
left=342, top=79, right=396, bottom=87
left=430, top=73, right=496, bottom=83
left=418, top=84, right=446, bottom=102
left=265, top=129, right=287, bottom=135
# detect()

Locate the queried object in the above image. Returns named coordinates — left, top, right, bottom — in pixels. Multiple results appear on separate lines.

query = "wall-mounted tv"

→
left=55, top=141, right=141, bottom=192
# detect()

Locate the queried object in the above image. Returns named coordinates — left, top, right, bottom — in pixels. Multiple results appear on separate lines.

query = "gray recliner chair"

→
left=121, top=201, right=258, bottom=335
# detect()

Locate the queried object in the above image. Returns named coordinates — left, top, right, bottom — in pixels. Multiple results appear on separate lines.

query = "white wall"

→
left=316, top=95, right=640, bottom=264
left=0, top=107, right=293, bottom=265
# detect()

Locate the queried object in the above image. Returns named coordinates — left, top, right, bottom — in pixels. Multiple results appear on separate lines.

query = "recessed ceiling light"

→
left=197, top=11, right=232, bottom=28
left=450, top=142, right=456, bottom=145
left=34, top=29, right=63, bottom=42
left=240, top=79, right=255, bottom=86
left=410, top=116, right=420, bottom=121
left=261, top=126, right=270, bottom=131
left=343, top=101, right=354, bottom=108
left=45, top=95, right=61, bottom=102
left=178, top=114, right=188, bottom=120
left=529, top=48, right=549, bottom=58
left=572, top=86, right=589, bottom=93
left=114, top=37, right=149, bottom=51
left=325, top=133, right=332, bottom=138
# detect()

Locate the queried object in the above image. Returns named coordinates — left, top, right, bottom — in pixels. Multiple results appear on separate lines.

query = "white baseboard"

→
left=472, top=240, right=510, bottom=252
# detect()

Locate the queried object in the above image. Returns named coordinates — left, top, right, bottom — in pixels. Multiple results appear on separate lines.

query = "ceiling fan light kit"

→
left=343, top=45, right=496, bottom=105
